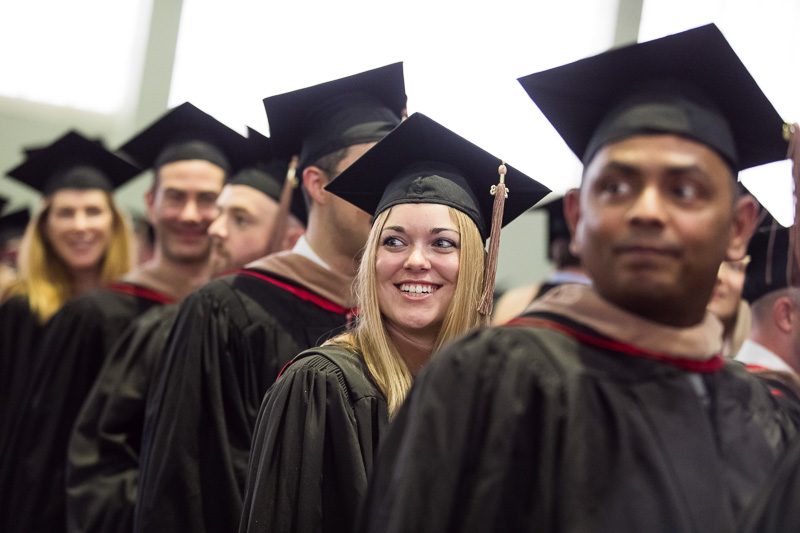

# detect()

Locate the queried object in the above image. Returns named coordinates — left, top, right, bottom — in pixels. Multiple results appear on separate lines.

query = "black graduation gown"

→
left=737, top=435, right=800, bottom=532
left=66, top=304, right=179, bottom=533
left=357, top=312, right=800, bottom=533
left=0, top=282, right=173, bottom=533
left=135, top=264, right=355, bottom=533
left=240, top=345, right=388, bottom=533
left=0, top=295, right=45, bottom=458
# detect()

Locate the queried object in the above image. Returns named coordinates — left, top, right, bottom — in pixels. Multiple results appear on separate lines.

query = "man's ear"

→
left=773, top=296, right=794, bottom=333
left=144, top=188, right=157, bottom=226
left=726, top=194, right=758, bottom=261
left=563, top=188, right=582, bottom=257
left=302, top=166, right=329, bottom=206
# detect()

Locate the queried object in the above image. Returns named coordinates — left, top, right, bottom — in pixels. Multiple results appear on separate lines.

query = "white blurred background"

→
left=1, top=0, right=798, bottom=289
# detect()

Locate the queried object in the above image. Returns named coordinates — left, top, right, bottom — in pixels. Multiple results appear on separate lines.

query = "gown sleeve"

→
left=0, top=296, right=43, bottom=460
left=240, top=348, right=388, bottom=533
left=357, top=327, right=564, bottom=533
left=134, top=285, right=300, bottom=533
left=0, top=293, right=140, bottom=532
left=66, top=305, right=178, bottom=533
left=737, top=435, right=800, bottom=533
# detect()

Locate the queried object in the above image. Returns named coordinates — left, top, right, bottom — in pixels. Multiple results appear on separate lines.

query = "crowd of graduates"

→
left=1, top=23, right=800, bottom=533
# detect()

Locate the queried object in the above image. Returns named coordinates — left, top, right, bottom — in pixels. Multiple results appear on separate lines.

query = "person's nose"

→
left=627, top=185, right=667, bottom=228
left=73, top=210, right=88, bottom=231
left=403, top=243, right=431, bottom=271
left=208, top=213, right=227, bottom=240
left=180, top=198, right=203, bottom=223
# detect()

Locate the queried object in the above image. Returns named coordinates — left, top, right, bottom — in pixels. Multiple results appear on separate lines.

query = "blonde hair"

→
left=725, top=299, right=751, bottom=357
left=328, top=206, right=487, bottom=417
left=11, top=192, right=133, bottom=322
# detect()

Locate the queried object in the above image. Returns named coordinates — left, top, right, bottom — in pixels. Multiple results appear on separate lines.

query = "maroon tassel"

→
left=264, top=155, right=299, bottom=256
left=785, top=123, right=800, bottom=286
left=478, top=162, right=508, bottom=316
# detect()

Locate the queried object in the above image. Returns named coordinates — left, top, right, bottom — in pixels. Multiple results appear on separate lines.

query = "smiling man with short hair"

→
left=134, top=63, right=407, bottom=533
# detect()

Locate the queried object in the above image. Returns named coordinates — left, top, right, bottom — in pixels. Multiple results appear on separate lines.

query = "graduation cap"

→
left=232, top=128, right=285, bottom=203
left=263, top=62, right=406, bottom=171
left=0, top=207, right=31, bottom=246
left=518, top=24, right=789, bottom=173
left=239, top=128, right=307, bottom=257
left=534, top=195, right=569, bottom=246
left=325, top=112, right=551, bottom=314
left=119, top=102, right=250, bottom=175
left=6, top=131, right=141, bottom=196
left=236, top=127, right=300, bottom=205
left=742, top=209, right=791, bottom=303
left=530, top=193, right=584, bottom=268
left=228, top=168, right=283, bottom=203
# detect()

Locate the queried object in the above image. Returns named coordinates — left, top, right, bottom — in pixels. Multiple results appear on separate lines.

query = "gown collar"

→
left=246, top=251, right=356, bottom=309
left=524, top=283, right=723, bottom=361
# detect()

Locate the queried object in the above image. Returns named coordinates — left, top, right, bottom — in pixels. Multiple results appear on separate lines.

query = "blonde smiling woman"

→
left=0, top=130, right=137, bottom=468
left=239, top=112, right=549, bottom=533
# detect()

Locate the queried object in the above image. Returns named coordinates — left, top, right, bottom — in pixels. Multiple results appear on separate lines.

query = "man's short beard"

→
left=209, top=241, right=233, bottom=276
left=161, top=239, right=212, bottom=266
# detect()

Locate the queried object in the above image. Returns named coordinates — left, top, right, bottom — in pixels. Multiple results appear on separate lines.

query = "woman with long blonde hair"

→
left=10, top=187, right=133, bottom=319
left=239, top=113, right=549, bottom=533
left=0, top=131, right=139, bottom=449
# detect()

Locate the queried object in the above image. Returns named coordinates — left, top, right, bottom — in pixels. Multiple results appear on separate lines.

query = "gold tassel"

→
left=477, top=161, right=508, bottom=316
left=264, top=156, right=299, bottom=256
left=785, top=123, right=800, bottom=286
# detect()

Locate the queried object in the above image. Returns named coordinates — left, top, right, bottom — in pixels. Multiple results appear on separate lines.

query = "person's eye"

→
left=433, top=238, right=457, bottom=250
left=600, top=179, right=631, bottom=196
left=198, top=194, right=218, bottom=209
left=164, top=191, right=184, bottom=204
left=86, top=206, right=103, bottom=216
left=671, top=182, right=701, bottom=201
left=234, top=216, right=249, bottom=227
left=382, top=236, right=404, bottom=247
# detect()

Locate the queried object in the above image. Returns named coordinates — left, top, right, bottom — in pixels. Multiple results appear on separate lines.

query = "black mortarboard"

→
left=6, top=131, right=141, bottom=195
left=325, top=113, right=549, bottom=240
left=119, top=102, right=250, bottom=175
left=263, top=63, right=406, bottom=171
left=534, top=195, right=570, bottom=247
left=742, top=209, right=791, bottom=303
left=326, top=112, right=550, bottom=315
left=229, top=168, right=283, bottom=202
left=233, top=128, right=284, bottom=202
left=0, top=208, right=32, bottom=246
left=240, top=127, right=306, bottom=225
left=518, top=24, right=788, bottom=173
left=244, top=127, right=287, bottom=184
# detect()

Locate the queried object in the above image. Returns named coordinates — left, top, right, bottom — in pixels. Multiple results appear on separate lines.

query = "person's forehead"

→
left=220, top=184, right=275, bottom=208
left=585, top=134, right=733, bottom=175
left=49, top=188, right=109, bottom=207
left=383, top=203, right=458, bottom=229
left=158, top=159, right=226, bottom=189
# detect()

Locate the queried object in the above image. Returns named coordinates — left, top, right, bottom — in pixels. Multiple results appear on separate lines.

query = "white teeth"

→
left=400, top=284, right=435, bottom=294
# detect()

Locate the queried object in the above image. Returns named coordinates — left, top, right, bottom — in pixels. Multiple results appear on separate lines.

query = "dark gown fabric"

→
left=0, top=295, right=46, bottom=458
left=239, top=345, right=388, bottom=533
left=0, top=283, right=172, bottom=533
left=737, top=435, right=800, bottom=533
left=134, top=268, right=354, bottom=533
left=66, top=304, right=179, bottom=533
left=357, top=312, right=800, bottom=533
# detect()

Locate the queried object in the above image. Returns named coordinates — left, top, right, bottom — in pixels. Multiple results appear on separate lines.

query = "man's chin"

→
left=163, top=244, right=212, bottom=265
left=210, top=260, right=233, bottom=276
